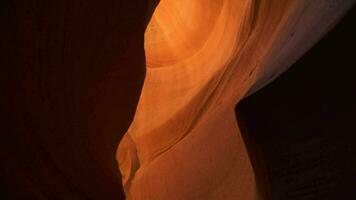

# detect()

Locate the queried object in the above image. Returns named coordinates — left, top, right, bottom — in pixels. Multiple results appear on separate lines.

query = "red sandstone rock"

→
left=118, top=0, right=355, bottom=199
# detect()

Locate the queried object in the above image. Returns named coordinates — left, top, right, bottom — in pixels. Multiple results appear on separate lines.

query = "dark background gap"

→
left=236, top=5, right=356, bottom=200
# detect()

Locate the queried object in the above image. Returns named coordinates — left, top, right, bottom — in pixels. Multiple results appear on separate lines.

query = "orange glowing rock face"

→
left=145, top=0, right=224, bottom=67
left=118, top=0, right=354, bottom=199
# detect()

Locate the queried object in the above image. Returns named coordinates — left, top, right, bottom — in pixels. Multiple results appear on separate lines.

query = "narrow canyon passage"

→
left=1, top=0, right=354, bottom=199
left=117, top=0, right=355, bottom=199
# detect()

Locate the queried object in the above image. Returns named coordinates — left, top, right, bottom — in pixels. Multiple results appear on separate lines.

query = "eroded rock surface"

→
left=118, top=0, right=355, bottom=199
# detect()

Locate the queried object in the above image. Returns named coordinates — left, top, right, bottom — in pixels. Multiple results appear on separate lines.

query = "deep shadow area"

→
left=236, top=6, right=356, bottom=200
left=0, top=1, right=159, bottom=199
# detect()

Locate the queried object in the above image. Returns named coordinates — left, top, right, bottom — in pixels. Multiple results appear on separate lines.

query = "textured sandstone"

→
left=1, top=0, right=354, bottom=199
left=118, top=0, right=355, bottom=199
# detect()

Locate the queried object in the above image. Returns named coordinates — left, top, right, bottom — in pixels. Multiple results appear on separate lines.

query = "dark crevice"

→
left=236, top=5, right=356, bottom=200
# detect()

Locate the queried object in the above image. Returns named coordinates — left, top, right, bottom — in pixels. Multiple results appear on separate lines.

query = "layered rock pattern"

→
left=118, top=0, right=355, bottom=199
left=1, top=0, right=354, bottom=199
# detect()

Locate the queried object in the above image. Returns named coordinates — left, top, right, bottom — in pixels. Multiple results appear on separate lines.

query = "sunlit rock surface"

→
left=1, top=0, right=354, bottom=199
left=118, top=0, right=355, bottom=199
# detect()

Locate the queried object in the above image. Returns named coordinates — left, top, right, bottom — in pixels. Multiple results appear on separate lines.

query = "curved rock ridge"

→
left=117, top=0, right=355, bottom=199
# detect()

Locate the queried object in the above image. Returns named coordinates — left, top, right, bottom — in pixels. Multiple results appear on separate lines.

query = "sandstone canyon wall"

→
left=0, top=0, right=355, bottom=199
left=118, top=0, right=355, bottom=199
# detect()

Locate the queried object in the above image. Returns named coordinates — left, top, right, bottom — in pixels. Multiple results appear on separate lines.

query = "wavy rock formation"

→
left=1, top=0, right=354, bottom=199
left=118, top=0, right=355, bottom=199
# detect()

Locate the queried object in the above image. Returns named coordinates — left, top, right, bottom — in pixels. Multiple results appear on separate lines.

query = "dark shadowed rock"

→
left=0, top=1, right=159, bottom=199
